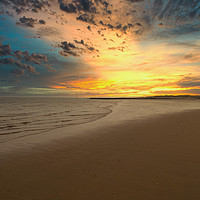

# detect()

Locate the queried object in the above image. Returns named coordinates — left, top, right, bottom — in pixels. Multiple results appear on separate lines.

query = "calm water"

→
left=0, top=97, right=118, bottom=143
left=1, top=97, right=200, bottom=144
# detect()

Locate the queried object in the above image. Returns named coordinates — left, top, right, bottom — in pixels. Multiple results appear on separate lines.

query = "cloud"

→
left=0, top=43, right=12, bottom=56
left=25, top=52, right=47, bottom=64
left=39, top=19, right=46, bottom=25
left=59, top=2, right=77, bottom=13
left=0, top=57, right=38, bottom=75
left=108, top=46, right=125, bottom=52
left=37, top=27, right=61, bottom=37
left=16, top=16, right=46, bottom=28
left=0, top=0, right=50, bottom=14
left=59, top=39, right=99, bottom=57
left=59, top=41, right=80, bottom=57
left=2, top=0, right=200, bottom=40
left=74, top=39, right=85, bottom=45
left=74, top=39, right=98, bottom=52
left=177, top=76, right=200, bottom=88
left=13, top=50, right=48, bottom=65
left=98, top=20, right=136, bottom=34
left=0, top=42, right=51, bottom=76
left=127, top=0, right=144, bottom=3
left=120, top=0, right=200, bottom=39
left=152, top=0, right=200, bottom=22
left=17, top=16, right=37, bottom=27
left=59, top=0, right=111, bottom=14
left=1, top=0, right=200, bottom=97
left=11, top=68, right=26, bottom=77
left=76, top=14, right=96, bottom=25
left=87, top=25, right=92, bottom=31
left=168, top=41, right=200, bottom=48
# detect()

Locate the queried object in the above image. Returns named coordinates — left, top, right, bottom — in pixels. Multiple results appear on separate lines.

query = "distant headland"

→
left=90, top=95, right=200, bottom=100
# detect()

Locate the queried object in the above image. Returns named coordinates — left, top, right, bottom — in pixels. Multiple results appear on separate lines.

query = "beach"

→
left=0, top=99, right=200, bottom=200
left=2, top=0, right=200, bottom=199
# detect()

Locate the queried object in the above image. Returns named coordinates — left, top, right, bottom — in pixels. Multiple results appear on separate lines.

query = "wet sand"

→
left=0, top=110, right=200, bottom=200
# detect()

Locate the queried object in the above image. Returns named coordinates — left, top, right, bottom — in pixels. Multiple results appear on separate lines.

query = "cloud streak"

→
left=0, top=42, right=50, bottom=77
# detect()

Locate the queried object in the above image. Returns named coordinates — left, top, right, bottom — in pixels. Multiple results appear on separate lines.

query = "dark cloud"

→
left=0, top=0, right=50, bottom=14
left=59, top=39, right=98, bottom=57
left=7, top=0, right=199, bottom=40
left=76, top=14, right=96, bottom=25
left=0, top=42, right=51, bottom=76
left=60, top=41, right=76, bottom=50
left=148, top=23, right=200, bottom=40
left=18, top=16, right=37, bottom=27
left=39, top=19, right=46, bottom=25
left=0, top=43, right=12, bottom=57
left=153, top=0, right=200, bottom=22
left=59, top=0, right=96, bottom=14
left=87, top=25, right=92, bottom=31
left=99, top=21, right=113, bottom=29
left=59, top=0, right=111, bottom=16
left=23, top=52, right=47, bottom=64
left=32, top=8, right=39, bottom=13
left=13, top=6, right=25, bottom=14
left=141, top=0, right=199, bottom=36
left=120, top=0, right=200, bottom=39
left=74, top=39, right=85, bottom=45
left=59, top=2, right=77, bottom=13
left=59, top=0, right=95, bottom=14
left=99, top=20, right=135, bottom=33
left=94, top=0, right=111, bottom=14
left=177, top=76, right=200, bottom=88
left=0, top=0, right=9, bottom=5
left=16, top=16, right=46, bottom=27
left=0, top=58, right=38, bottom=75
left=87, top=46, right=96, bottom=51
left=77, top=0, right=96, bottom=13
left=74, top=39, right=98, bottom=52
left=127, top=0, right=144, bottom=3
left=122, top=23, right=134, bottom=33
left=59, top=41, right=80, bottom=57
left=13, top=50, right=48, bottom=65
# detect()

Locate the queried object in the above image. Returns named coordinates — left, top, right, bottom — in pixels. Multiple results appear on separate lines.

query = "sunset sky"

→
left=1, top=0, right=200, bottom=97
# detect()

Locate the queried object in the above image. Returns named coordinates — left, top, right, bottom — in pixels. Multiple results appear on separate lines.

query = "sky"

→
left=1, top=0, right=200, bottom=97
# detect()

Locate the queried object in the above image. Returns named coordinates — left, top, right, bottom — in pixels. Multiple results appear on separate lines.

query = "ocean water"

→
left=0, top=97, right=118, bottom=143
left=1, top=97, right=200, bottom=145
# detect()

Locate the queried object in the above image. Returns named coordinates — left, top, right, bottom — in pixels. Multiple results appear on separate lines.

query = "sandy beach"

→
left=0, top=107, right=200, bottom=200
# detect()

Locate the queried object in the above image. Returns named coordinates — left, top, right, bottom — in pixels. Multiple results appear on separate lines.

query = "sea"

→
left=1, top=97, right=200, bottom=144
left=0, top=97, right=118, bottom=143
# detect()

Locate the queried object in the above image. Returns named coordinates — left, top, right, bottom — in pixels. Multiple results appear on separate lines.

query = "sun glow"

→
left=21, top=4, right=200, bottom=97
left=17, top=2, right=200, bottom=97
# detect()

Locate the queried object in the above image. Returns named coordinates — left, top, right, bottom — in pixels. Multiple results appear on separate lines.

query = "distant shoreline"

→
left=90, top=95, right=200, bottom=100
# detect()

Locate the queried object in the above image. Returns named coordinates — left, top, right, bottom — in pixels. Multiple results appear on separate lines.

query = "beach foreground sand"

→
left=0, top=110, right=200, bottom=200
